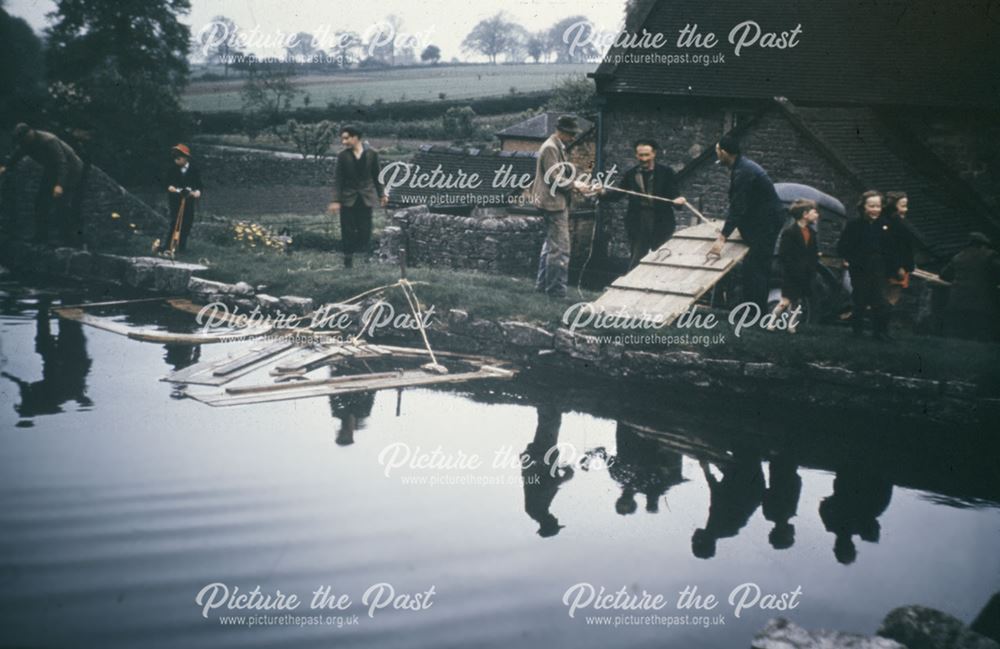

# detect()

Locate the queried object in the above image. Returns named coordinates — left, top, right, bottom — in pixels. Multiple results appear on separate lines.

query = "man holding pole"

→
left=709, top=134, right=785, bottom=310
left=598, top=139, right=686, bottom=269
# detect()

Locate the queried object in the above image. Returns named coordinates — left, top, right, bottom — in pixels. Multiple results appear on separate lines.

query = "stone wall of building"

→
left=599, top=99, right=860, bottom=260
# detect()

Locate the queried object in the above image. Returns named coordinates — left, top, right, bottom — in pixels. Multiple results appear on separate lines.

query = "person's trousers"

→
left=535, top=208, right=570, bottom=297
left=628, top=209, right=674, bottom=270
left=341, top=203, right=373, bottom=257
left=849, top=267, right=889, bottom=334
left=35, top=170, right=85, bottom=244
left=741, top=242, right=774, bottom=311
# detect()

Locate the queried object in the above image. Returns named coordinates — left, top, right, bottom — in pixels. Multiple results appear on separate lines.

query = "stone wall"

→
left=379, top=205, right=597, bottom=277
left=195, top=146, right=336, bottom=188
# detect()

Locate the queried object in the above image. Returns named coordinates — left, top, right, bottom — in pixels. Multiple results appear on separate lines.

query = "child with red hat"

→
left=155, top=144, right=202, bottom=255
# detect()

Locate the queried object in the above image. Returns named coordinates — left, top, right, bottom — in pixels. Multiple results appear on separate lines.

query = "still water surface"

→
left=1, top=285, right=998, bottom=648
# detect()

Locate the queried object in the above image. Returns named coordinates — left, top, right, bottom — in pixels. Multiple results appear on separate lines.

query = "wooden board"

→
left=591, top=221, right=749, bottom=325
left=189, top=365, right=516, bottom=407
left=164, top=341, right=298, bottom=386
left=55, top=307, right=271, bottom=344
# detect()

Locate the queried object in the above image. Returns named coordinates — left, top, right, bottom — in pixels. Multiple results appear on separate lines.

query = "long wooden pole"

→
left=601, top=185, right=718, bottom=228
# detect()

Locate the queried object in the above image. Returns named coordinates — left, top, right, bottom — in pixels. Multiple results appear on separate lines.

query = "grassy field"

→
left=183, top=63, right=592, bottom=112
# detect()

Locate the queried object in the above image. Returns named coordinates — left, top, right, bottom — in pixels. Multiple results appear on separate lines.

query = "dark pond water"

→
left=1, top=283, right=998, bottom=648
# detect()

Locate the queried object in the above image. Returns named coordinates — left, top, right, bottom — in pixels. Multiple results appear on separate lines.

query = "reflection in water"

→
left=162, top=343, right=201, bottom=371
left=609, top=422, right=685, bottom=515
left=819, top=467, right=894, bottom=564
left=521, top=404, right=574, bottom=537
left=1, top=297, right=92, bottom=421
left=692, top=453, right=765, bottom=559
left=762, top=455, right=802, bottom=550
left=329, top=391, right=375, bottom=446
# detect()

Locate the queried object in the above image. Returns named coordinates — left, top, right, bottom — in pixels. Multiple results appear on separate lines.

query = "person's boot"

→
left=344, top=254, right=353, bottom=269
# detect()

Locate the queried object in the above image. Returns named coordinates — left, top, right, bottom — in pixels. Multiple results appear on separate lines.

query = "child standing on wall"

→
left=770, top=199, right=819, bottom=333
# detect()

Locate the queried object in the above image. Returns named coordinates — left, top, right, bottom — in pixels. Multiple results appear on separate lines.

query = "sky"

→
left=7, top=0, right=629, bottom=61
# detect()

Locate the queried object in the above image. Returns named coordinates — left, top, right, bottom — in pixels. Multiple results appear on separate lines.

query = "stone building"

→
left=590, top=0, right=1000, bottom=267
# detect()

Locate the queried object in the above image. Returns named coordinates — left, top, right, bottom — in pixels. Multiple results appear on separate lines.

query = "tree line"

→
left=194, top=11, right=602, bottom=77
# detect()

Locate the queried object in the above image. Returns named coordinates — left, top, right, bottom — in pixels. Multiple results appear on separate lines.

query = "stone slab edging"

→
left=0, top=240, right=994, bottom=424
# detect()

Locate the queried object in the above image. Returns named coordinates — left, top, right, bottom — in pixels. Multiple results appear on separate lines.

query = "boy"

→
left=156, top=144, right=202, bottom=255
left=770, top=199, right=819, bottom=333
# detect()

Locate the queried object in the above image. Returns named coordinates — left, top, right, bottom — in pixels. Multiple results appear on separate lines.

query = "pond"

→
left=1, top=282, right=998, bottom=648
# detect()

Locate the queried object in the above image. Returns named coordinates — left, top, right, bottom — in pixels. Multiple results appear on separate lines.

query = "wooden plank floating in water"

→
left=591, top=221, right=750, bottom=325
left=164, top=341, right=298, bottom=386
left=191, top=365, right=516, bottom=407
left=54, top=307, right=272, bottom=344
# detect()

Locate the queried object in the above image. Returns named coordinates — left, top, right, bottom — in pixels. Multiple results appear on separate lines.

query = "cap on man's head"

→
left=171, top=143, right=191, bottom=158
left=556, top=115, right=579, bottom=135
left=12, top=123, right=32, bottom=143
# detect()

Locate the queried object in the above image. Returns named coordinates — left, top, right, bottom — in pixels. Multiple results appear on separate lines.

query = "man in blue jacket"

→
left=709, top=134, right=785, bottom=310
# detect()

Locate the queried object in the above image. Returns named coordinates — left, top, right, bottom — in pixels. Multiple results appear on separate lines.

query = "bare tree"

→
left=505, top=24, right=529, bottom=63
left=548, top=15, right=599, bottom=63
left=461, top=12, right=519, bottom=64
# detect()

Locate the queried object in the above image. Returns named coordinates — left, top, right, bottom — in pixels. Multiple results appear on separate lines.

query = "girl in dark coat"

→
left=837, top=191, right=893, bottom=340
left=770, top=199, right=819, bottom=333
left=884, top=191, right=915, bottom=306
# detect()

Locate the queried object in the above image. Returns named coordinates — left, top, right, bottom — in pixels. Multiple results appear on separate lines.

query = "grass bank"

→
left=96, top=221, right=1000, bottom=386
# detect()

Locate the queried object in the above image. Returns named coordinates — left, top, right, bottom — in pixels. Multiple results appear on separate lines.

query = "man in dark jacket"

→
left=327, top=125, right=386, bottom=268
left=600, top=139, right=685, bottom=269
left=709, top=134, right=785, bottom=310
left=940, top=232, right=1000, bottom=341
left=0, top=123, right=85, bottom=244
left=837, top=190, right=893, bottom=340
left=157, top=143, right=202, bottom=255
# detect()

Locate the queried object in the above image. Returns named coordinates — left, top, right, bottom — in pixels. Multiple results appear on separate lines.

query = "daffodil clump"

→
left=232, top=221, right=292, bottom=253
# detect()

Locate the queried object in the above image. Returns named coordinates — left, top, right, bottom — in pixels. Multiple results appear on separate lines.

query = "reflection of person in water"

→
left=819, top=468, right=893, bottom=564
left=1, top=298, right=92, bottom=418
left=609, top=422, right=685, bottom=515
left=163, top=344, right=201, bottom=371
left=691, top=454, right=765, bottom=559
left=328, top=391, right=375, bottom=446
left=762, top=455, right=802, bottom=550
left=521, top=404, right=574, bottom=537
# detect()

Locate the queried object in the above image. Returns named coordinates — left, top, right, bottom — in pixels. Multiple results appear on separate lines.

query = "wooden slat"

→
left=196, top=366, right=516, bottom=407
left=55, top=307, right=267, bottom=344
left=164, top=341, right=297, bottom=386
left=590, top=222, right=750, bottom=324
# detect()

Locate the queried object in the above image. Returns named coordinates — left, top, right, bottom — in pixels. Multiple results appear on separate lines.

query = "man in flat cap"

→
left=0, top=123, right=85, bottom=244
left=531, top=115, right=585, bottom=298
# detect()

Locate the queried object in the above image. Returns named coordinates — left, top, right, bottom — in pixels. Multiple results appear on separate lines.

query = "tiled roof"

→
left=593, top=0, right=999, bottom=107
left=497, top=112, right=594, bottom=141
left=387, top=145, right=537, bottom=209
